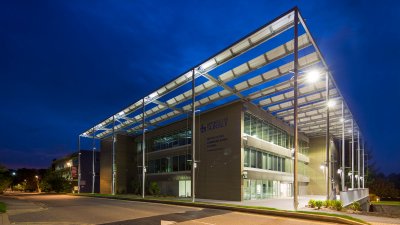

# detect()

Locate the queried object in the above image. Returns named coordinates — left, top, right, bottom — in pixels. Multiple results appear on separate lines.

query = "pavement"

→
left=0, top=193, right=342, bottom=225
left=196, top=196, right=400, bottom=225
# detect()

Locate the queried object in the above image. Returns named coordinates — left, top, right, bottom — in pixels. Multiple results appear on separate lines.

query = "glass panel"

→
left=257, top=151, right=262, bottom=169
left=250, top=150, right=256, bottom=168
left=173, top=156, right=179, bottom=172
left=243, top=179, right=250, bottom=200
left=250, top=180, right=256, bottom=200
left=262, top=153, right=267, bottom=169
left=179, top=155, right=186, bottom=171
left=256, top=180, right=262, bottom=199
left=244, top=113, right=250, bottom=135
left=186, top=154, right=192, bottom=171
left=244, top=148, right=249, bottom=167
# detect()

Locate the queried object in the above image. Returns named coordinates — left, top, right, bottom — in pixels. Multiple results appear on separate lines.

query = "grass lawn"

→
left=0, top=202, right=6, bottom=213
left=371, top=201, right=400, bottom=206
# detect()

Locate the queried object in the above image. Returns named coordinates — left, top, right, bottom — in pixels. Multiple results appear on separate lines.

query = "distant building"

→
left=52, top=150, right=100, bottom=193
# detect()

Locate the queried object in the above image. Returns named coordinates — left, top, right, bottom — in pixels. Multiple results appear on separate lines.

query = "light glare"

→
left=327, top=100, right=336, bottom=108
left=305, top=70, right=320, bottom=83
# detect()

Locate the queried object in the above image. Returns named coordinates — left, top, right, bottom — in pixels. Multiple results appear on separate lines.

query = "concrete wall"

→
left=100, top=133, right=136, bottom=194
left=100, top=138, right=112, bottom=194
left=196, top=101, right=242, bottom=201
left=307, top=136, right=339, bottom=196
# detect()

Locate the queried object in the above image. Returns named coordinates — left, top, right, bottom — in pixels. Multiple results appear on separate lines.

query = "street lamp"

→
left=35, top=175, right=41, bottom=193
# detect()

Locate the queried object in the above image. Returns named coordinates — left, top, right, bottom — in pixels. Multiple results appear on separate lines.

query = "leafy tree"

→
left=0, top=165, right=12, bottom=194
left=40, top=170, right=71, bottom=193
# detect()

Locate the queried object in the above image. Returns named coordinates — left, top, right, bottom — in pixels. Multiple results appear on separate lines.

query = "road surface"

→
left=0, top=193, right=341, bottom=225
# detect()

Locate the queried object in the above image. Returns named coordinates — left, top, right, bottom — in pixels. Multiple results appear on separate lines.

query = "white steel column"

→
left=142, top=99, right=146, bottom=199
left=293, top=7, right=299, bottom=210
left=325, top=73, right=330, bottom=200
left=191, top=69, right=196, bottom=203
left=357, top=131, right=361, bottom=188
left=362, top=140, right=365, bottom=188
left=341, top=101, right=345, bottom=191
left=92, top=127, right=96, bottom=194
left=112, top=115, right=116, bottom=195
left=351, top=120, right=354, bottom=189
left=78, top=135, right=81, bottom=194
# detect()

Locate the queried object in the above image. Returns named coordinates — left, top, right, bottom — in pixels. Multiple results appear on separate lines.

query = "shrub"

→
left=369, top=194, right=380, bottom=202
left=333, top=200, right=343, bottom=211
left=148, top=182, right=160, bottom=196
left=350, top=201, right=361, bottom=211
left=315, top=200, right=323, bottom=209
left=308, top=199, right=316, bottom=208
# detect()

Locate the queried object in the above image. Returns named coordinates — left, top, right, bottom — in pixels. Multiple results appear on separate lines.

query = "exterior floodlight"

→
left=327, top=100, right=336, bottom=108
left=337, top=168, right=342, bottom=174
left=305, top=69, right=320, bottom=83
left=66, top=162, right=72, bottom=167
left=35, top=175, right=39, bottom=179
left=12, top=172, right=16, bottom=176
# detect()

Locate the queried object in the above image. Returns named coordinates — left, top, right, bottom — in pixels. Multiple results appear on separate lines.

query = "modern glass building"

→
left=79, top=7, right=368, bottom=203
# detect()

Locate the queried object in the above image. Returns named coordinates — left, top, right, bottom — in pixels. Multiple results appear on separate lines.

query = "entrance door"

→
left=179, top=180, right=191, bottom=197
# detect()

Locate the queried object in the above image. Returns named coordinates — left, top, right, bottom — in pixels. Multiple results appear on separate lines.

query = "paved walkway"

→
left=195, top=196, right=400, bottom=225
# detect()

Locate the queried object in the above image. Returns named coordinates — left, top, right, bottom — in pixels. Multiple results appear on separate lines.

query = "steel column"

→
left=351, top=120, right=354, bottom=189
left=92, top=127, right=96, bottom=194
left=325, top=73, right=330, bottom=200
left=341, top=101, right=345, bottom=191
left=112, top=115, right=116, bottom=195
left=293, top=8, right=299, bottom=211
left=192, top=69, right=196, bottom=203
left=78, top=135, right=81, bottom=194
left=357, top=131, right=361, bottom=188
left=362, top=141, right=365, bottom=188
left=142, top=98, right=146, bottom=199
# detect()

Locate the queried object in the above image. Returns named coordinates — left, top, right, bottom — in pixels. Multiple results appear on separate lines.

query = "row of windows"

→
left=152, top=130, right=192, bottom=152
left=244, top=147, right=288, bottom=172
left=244, top=147, right=308, bottom=176
left=243, top=179, right=291, bottom=200
left=244, top=113, right=309, bottom=155
left=147, top=154, right=192, bottom=174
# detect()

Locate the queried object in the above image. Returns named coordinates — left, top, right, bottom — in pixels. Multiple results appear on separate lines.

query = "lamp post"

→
left=35, top=175, right=41, bottom=193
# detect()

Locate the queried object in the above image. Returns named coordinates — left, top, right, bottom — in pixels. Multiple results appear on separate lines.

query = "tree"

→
left=40, top=170, right=71, bottom=193
left=0, top=165, right=12, bottom=194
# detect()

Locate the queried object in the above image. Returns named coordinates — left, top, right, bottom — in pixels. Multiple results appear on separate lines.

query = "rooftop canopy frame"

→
left=78, top=7, right=364, bottom=201
left=80, top=7, right=361, bottom=142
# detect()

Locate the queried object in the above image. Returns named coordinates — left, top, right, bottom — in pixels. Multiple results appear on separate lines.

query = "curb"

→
left=74, top=195, right=367, bottom=225
left=0, top=213, right=10, bottom=225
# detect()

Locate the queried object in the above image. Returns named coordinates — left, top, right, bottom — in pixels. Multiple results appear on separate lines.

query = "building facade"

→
left=53, top=150, right=100, bottom=193
left=100, top=100, right=340, bottom=201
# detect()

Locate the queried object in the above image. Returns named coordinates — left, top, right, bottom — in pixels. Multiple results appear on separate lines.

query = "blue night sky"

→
left=1, top=1, right=399, bottom=174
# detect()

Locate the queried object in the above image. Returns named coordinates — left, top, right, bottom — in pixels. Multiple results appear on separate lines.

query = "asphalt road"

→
left=0, top=193, right=341, bottom=225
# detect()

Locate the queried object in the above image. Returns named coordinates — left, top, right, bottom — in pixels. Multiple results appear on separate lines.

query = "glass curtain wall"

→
left=147, top=154, right=192, bottom=174
left=244, top=113, right=309, bottom=155
left=243, top=179, right=288, bottom=200
left=152, top=129, right=192, bottom=152
left=243, top=147, right=288, bottom=173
